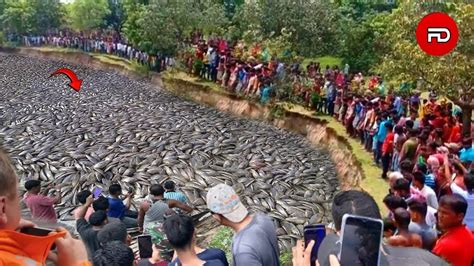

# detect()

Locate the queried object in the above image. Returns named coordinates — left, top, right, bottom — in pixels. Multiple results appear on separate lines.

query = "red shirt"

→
left=432, top=225, right=474, bottom=266
left=382, top=132, right=395, bottom=154
left=23, top=193, right=57, bottom=222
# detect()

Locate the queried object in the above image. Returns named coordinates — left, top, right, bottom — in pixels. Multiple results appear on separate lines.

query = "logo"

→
left=416, top=12, right=459, bottom=56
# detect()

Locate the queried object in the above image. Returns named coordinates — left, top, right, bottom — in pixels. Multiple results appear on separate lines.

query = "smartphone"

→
left=93, top=187, right=103, bottom=199
left=304, top=224, right=326, bottom=266
left=339, top=214, right=383, bottom=266
left=20, top=227, right=56, bottom=249
left=137, top=235, right=153, bottom=259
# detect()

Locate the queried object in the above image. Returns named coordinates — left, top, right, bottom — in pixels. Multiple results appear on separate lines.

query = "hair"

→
left=89, top=210, right=108, bottom=226
left=150, top=184, right=165, bottom=196
left=408, top=200, right=428, bottom=218
left=77, top=190, right=92, bottom=204
left=408, top=128, right=419, bottom=137
left=417, top=163, right=428, bottom=174
left=394, top=125, right=404, bottom=135
left=383, top=194, right=407, bottom=210
left=0, top=148, right=17, bottom=198
left=405, top=119, right=414, bottom=129
left=383, top=218, right=396, bottom=233
left=163, top=214, right=195, bottom=250
left=97, top=221, right=128, bottom=244
left=465, top=173, right=474, bottom=193
left=413, top=171, right=425, bottom=186
left=393, top=208, right=411, bottom=229
left=108, top=184, right=122, bottom=196
left=399, top=160, right=413, bottom=173
left=385, top=122, right=394, bottom=131
left=24, top=180, right=41, bottom=191
left=93, top=196, right=109, bottom=211
left=92, top=241, right=134, bottom=266
left=331, top=190, right=381, bottom=231
left=393, top=178, right=410, bottom=193
left=163, top=180, right=175, bottom=190
left=439, top=194, right=468, bottom=216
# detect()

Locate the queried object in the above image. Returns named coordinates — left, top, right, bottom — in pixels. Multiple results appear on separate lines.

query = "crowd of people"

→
left=1, top=143, right=474, bottom=266
left=20, top=34, right=174, bottom=73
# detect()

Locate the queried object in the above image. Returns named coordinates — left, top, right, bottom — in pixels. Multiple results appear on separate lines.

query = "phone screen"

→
left=304, top=224, right=326, bottom=266
left=340, top=215, right=383, bottom=266
left=20, top=227, right=56, bottom=249
left=137, top=235, right=153, bottom=259
left=93, top=187, right=103, bottom=199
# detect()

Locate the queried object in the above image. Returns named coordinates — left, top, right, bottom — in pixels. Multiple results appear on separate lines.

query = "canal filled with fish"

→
left=0, top=54, right=338, bottom=250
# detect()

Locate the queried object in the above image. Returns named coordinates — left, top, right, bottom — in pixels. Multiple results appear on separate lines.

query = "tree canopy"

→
left=68, top=0, right=111, bottom=32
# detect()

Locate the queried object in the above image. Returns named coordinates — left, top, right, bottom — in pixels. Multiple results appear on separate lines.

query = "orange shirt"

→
left=0, top=230, right=91, bottom=266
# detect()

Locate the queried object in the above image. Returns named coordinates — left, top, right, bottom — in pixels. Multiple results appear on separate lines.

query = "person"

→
left=97, top=221, right=131, bottom=246
left=138, top=224, right=175, bottom=266
left=308, top=190, right=449, bottom=266
left=381, top=122, right=394, bottom=179
left=387, top=208, right=422, bottom=248
left=206, top=184, right=280, bottom=266
left=163, top=180, right=188, bottom=204
left=76, top=194, right=108, bottom=258
left=93, top=196, right=121, bottom=223
left=93, top=241, right=135, bottom=266
left=107, top=184, right=137, bottom=228
left=433, top=194, right=474, bottom=266
left=400, top=128, right=419, bottom=163
left=164, top=214, right=226, bottom=266
left=383, top=194, right=407, bottom=222
left=138, top=184, right=193, bottom=233
left=73, top=190, right=95, bottom=221
left=0, top=148, right=90, bottom=265
left=23, top=179, right=61, bottom=223
left=392, top=178, right=425, bottom=205
left=407, top=201, right=437, bottom=250
left=412, top=171, right=438, bottom=209
left=450, top=173, right=474, bottom=231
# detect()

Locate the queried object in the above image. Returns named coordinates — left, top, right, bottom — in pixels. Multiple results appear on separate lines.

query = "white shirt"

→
left=426, top=206, right=437, bottom=228
left=451, top=183, right=474, bottom=230
left=420, top=185, right=438, bottom=209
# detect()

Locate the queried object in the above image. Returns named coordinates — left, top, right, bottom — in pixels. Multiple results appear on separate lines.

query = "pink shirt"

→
left=73, top=207, right=95, bottom=221
left=23, top=193, right=57, bottom=222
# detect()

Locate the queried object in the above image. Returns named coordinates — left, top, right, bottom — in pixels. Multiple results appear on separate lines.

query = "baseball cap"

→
left=206, top=184, right=248, bottom=223
left=24, top=180, right=41, bottom=190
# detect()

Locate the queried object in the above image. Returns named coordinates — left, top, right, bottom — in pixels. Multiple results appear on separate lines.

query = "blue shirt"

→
left=424, top=173, right=436, bottom=191
left=164, top=191, right=188, bottom=204
left=460, top=146, right=474, bottom=163
left=169, top=248, right=228, bottom=266
left=377, top=120, right=388, bottom=142
left=108, top=197, right=126, bottom=219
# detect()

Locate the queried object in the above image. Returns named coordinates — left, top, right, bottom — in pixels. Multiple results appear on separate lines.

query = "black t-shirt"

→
left=317, top=232, right=449, bottom=266
left=169, top=248, right=229, bottom=266
left=76, top=218, right=101, bottom=258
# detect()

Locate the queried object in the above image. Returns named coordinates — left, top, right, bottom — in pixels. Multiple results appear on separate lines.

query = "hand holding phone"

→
left=304, top=224, right=326, bottom=266
left=93, top=187, right=103, bottom=199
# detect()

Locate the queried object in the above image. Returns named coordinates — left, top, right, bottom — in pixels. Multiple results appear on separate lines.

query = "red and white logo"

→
left=416, top=12, right=459, bottom=56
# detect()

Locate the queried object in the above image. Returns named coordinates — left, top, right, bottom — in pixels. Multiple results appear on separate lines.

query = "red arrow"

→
left=49, top=68, right=83, bottom=92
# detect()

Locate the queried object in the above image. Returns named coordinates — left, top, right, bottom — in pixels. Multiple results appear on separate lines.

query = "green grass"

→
left=208, top=227, right=233, bottom=264
left=303, top=56, right=343, bottom=69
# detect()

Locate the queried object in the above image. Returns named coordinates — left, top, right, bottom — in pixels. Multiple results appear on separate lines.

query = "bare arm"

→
left=168, top=199, right=193, bottom=213
left=137, top=201, right=150, bottom=232
left=77, top=195, right=93, bottom=219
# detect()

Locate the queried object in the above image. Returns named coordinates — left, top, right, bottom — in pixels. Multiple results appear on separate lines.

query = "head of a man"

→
left=0, top=149, right=21, bottom=230
left=163, top=214, right=195, bottom=252
left=92, top=241, right=134, bottom=266
left=388, top=172, right=404, bottom=189
left=437, top=194, right=467, bottom=231
left=97, top=221, right=128, bottom=245
left=383, top=194, right=407, bottom=213
left=24, top=180, right=41, bottom=194
left=393, top=178, right=411, bottom=199
left=393, top=207, right=411, bottom=230
left=108, top=184, right=122, bottom=197
left=77, top=190, right=92, bottom=205
left=206, top=184, right=249, bottom=226
left=89, top=210, right=108, bottom=227
left=93, top=196, right=109, bottom=212
left=464, top=173, right=474, bottom=193
left=150, top=184, right=165, bottom=197
left=412, top=171, right=425, bottom=190
left=408, top=200, right=427, bottom=224
left=163, top=181, right=175, bottom=192
left=331, top=190, right=381, bottom=231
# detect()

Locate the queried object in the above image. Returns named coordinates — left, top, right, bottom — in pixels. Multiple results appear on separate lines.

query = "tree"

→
left=104, top=0, right=125, bottom=34
left=30, top=0, right=64, bottom=34
left=68, top=0, right=111, bottom=32
left=1, top=0, right=35, bottom=35
left=375, top=1, right=473, bottom=135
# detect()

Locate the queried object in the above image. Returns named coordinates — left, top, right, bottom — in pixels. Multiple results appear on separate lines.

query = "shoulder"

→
left=204, top=259, right=227, bottom=266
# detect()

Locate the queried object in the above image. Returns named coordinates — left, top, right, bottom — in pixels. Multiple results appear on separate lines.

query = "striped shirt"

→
left=164, top=191, right=188, bottom=204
